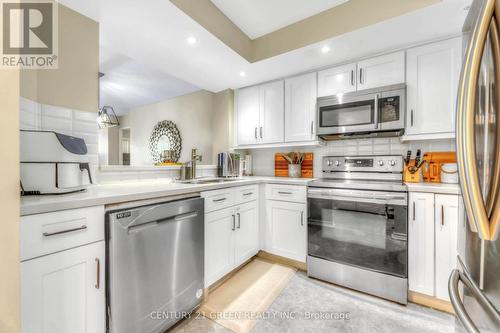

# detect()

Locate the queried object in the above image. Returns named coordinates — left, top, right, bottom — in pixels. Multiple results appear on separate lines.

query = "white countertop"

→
left=405, top=182, right=461, bottom=195
left=20, top=177, right=313, bottom=216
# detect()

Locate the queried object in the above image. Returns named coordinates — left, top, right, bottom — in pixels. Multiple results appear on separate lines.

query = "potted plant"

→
left=282, top=152, right=304, bottom=178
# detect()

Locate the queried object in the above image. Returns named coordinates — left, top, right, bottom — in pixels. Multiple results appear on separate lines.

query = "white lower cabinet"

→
left=408, top=192, right=435, bottom=295
left=266, top=200, right=307, bottom=262
left=203, top=187, right=259, bottom=287
left=235, top=201, right=259, bottom=266
left=434, top=194, right=459, bottom=300
left=408, top=192, right=461, bottom=301
left=21, top=241, right=105, bottom=333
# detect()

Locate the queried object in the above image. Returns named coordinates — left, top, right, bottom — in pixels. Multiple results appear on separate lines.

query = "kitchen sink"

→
left=175, top=178, right=241, bottom=185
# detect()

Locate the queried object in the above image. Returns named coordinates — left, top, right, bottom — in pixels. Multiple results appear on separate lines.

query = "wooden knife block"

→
left=404, top=159, right=422, bottom=183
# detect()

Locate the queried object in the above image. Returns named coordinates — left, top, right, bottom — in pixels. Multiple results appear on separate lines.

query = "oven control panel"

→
left=323, top=155, right=403, bottom=173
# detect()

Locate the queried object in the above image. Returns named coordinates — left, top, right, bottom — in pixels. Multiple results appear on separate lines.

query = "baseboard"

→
left=256, top=251, right=307, bottom=271
left=408, top=291, right=454, bottom=314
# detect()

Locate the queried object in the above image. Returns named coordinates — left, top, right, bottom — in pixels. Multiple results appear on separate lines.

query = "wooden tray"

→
left=274, top=153, right=313, bottom=178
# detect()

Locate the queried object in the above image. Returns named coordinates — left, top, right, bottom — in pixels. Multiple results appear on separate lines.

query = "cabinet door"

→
left=435, top=194, right=459, bottom=300
left=21, top=241, right=105, bottom=333
left=259, top=80, right=284, bottom=144
left=285, top=73, right=317, bottom=142
left=406, top=38, right=461, bottom=135
left=357, top=51, right=405, bottom=90
left=234, top=201, right=259, bottom=266
left=266, top=200, right=307, bottom=262
left=236, top=86, right=260, bottom=145
left=317, top=63, right=356, bottom=97
left=408, top=192, right=435, bottom=295
left=205, top=207, right=235, bottom=286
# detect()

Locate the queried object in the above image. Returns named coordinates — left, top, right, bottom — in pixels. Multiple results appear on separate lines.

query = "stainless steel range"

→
left=307, top=155, right=408, bottom=304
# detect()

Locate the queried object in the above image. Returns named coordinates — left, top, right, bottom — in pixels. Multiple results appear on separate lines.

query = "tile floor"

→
left=172, top=271, right=455, bottom=333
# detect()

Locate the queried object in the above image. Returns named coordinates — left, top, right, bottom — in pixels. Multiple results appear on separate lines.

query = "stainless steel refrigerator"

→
left=451, top=0, right=500, bottom=331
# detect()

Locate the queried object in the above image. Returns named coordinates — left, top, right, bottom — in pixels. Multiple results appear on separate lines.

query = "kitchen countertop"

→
left=20, top=176, right=313, bottom=216
left=405, top=182, right=461, bottom=195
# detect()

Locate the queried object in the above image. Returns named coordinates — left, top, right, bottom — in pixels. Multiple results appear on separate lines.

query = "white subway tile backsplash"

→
left=41, top=104, right=72, bottom=119
left=20, top=98, right=101, bottom=182
left=245, top=137, right=456, bottom=177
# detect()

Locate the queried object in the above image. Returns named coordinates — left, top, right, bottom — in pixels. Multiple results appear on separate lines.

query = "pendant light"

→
left=97, top=72, right=120, bottom=128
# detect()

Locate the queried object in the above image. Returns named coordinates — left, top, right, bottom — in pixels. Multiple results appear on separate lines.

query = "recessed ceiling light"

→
left=187, top=36, right=197, bottom=45
left=239, top=71, right=246, bottom=77
left=321, top=46, right=330, bottom=54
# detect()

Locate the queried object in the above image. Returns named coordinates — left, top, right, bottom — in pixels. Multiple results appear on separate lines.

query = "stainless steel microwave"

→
left=317, top=84, right=406, bottom=139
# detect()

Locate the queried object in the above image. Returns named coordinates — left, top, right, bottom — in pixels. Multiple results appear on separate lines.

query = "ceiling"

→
left=59, top=0, right=471, bottom=113
left=210, top=0, right=349, bottom=39
left=99, top=46, right=199, bottom=115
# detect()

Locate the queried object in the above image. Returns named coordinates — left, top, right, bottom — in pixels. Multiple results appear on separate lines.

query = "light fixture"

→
left=321, top=46, right=330, bottom=54
left=97, top=72, right=120, bottom=128
left=239, top=71, right=246, bottom=77
left=187, top=36, right=197, bottom=45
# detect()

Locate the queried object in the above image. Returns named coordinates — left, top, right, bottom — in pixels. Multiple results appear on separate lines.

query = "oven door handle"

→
left=308, top=192, right=406, bottom=205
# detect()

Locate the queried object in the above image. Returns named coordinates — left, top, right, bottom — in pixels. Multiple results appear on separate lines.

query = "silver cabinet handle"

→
left=242, top=192, right=253, bottom=196
left=413, top=202, right=416, bottom=221
left=310, top=120, right=314, bottom=135
left=254, top=127, right=258, bottom=139
left=300, top=211, right=304, bottom=226
left=359, top=68, right=363, bottom=84
left=95, top=258, right=100, bottom=289
left=231, top=214, right=235, bottom=231
left=441, top=205, right=445, bottom=226
left=260, top=126, right=263, bottom=139
left=213, top=198, right=226, bottom=203
left=350, top=69, right=354, bottom=86
left=410, top=109, right=414, bottom=127
left=278, top=191, right=293, bottom=195
left=43, top=225, right=87, bottom=237
left=237, top=213, right=241, bottom=229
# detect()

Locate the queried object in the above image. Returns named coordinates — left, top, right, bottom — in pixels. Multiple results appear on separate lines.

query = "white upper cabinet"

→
left=317, top=52, right=404, bottom=97
left=259, top=80, right=285, bottom=144
left=408, top=192, right=435, bottom=296
left=317, top=63, right=356, bottom=97
left=406, top=37, right=461, bottom=137
left=236, top=86, right=260, bottom=145
left=285, top=73, right=317, bottom=142
left=357, top=51, right=405, bottom=90
left=235, top=80, right=284, bottom=146
left=434, top=194, right=459, bottom=301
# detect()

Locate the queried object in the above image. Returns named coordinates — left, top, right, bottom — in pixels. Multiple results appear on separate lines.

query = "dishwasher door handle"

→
left=127, top=211, right=198, bottom=233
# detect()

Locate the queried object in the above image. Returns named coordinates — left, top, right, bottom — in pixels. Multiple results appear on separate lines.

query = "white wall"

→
left=120, top=90, right=215, bottom=166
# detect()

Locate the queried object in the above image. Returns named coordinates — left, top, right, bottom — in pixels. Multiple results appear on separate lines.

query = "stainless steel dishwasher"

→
left=106, top=194, right=204, bottom=333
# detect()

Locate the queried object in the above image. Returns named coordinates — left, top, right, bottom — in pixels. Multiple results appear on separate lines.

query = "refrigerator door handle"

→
left=449, top=269, right=480, bottom=333
left=456, top=0, right=500, bottom=240
left=449, top=257, right=500, bottom=332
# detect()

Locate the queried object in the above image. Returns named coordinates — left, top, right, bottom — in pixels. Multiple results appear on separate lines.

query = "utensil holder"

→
left=288, top=164, right=301, bottom=178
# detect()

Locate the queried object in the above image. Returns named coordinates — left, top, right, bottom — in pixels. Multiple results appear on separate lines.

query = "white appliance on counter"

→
left=20, top=130, right=93, bottom=195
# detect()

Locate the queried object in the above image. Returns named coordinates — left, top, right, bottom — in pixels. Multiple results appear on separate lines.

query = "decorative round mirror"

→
left=148, top=120, right=182, bottom=163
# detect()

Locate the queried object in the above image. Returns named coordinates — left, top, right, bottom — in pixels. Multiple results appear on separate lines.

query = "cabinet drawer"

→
left=266, top=184, right=306, bottom=203
left=234, top=185, right=258, bottom=205
left=202, top=188, right=236, bottom=213
left=21, top=206, right=105, bottom=261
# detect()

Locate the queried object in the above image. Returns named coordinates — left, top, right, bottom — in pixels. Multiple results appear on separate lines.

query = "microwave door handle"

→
left=373, top=94, right=379, bottom=129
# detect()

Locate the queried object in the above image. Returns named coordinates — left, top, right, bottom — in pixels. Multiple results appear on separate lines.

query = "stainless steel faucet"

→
left=190, top=148, right=202, bottom=179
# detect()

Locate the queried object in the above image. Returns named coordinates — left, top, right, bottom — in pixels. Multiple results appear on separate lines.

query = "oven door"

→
left=317, top=92, right=379, bottom=135
left=307, top=187, right=408, bottom=278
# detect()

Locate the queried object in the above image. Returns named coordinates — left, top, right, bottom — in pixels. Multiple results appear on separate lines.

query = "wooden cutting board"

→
left=274, top=153, right=313, bottom=178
